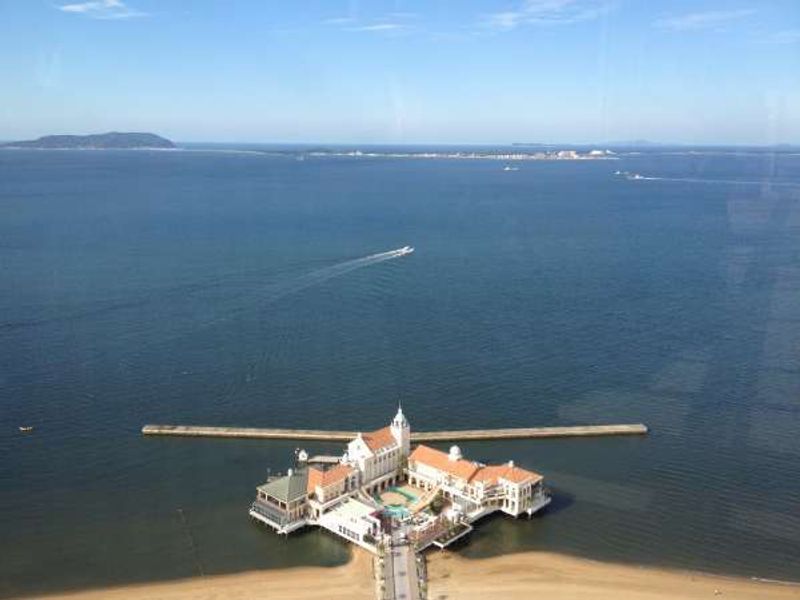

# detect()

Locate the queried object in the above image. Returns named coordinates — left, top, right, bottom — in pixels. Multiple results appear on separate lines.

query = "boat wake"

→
left=616, top=171, right=800, bottom=187
left=214, top=246, right=414, bottom=403
left=167, top=245, right=415, bottom=337
left=656, top=177, right=800, bottom=187
left=262, top=246, right=414, bottom=302
left=7, top=245, right=416, bottom=378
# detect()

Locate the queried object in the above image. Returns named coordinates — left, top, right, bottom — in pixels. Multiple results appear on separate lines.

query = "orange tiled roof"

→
left=321, top=463, right=353, bottom=486
left=363, top=426, right=397, bottom=452
left=472, top=464, right=542, bottom=486
left=408, top=445, right=479, bottom=481
left=409, top=445, right=542, bottom=486
left=307, top=467, right=322, bottom=494
left=502, top=465, right=542, bottom=484
left=307, top=464, right=353, bottom=493
left=470, top=465, right=508, bottom=484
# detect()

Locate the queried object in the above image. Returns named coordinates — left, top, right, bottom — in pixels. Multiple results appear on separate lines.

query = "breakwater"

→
left=141, top=423, right=648, bottom=441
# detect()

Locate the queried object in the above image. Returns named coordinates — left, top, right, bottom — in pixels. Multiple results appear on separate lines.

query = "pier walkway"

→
left=377, top=526, right=424, bottom=600
left=141, top=423, right=648, bottom=441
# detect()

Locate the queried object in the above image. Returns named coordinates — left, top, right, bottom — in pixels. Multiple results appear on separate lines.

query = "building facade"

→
left=406, top=444, right=549, bottom=519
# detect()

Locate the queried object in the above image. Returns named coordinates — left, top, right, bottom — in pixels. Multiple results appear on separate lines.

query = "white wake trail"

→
left=71, top=247, right=415, bottom=371
left=216, top=248, right=410, bottom=312
left=630, top=176, right=800, bottom=187
left=263, top=247, right=409, bottom=302
left=214, top=247, right=413, bottom=404
left=187, top=247, right=412, bottom=332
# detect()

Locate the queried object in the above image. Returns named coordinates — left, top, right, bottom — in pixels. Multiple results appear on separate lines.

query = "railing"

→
left=250, top=499, right=295, bottom=526
left=432, top=521, right=473, bottom=548
left=409, top=515, right=451, bottom=550
left=481, top=489, right=506, bottom=501
left=530, top=492, right=550, bottom=507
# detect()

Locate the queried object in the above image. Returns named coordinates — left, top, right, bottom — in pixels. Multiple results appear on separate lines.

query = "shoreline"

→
left=20, top=549, right=373, bottom=600
left=17, top=548, right=799, bottom=600
left=427, top=550, right=800, bottom=600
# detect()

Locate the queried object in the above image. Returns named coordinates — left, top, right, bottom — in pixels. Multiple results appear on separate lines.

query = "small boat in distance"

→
left=19, top=426, right=34, bottom=433
left=397, top=246, right=414, bottom=256
left=615, top=170, right=646, bottom=180
left=503, top=165, right=519, bottom=171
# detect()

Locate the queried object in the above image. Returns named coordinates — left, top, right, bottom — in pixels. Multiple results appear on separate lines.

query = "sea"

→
left=1, top=145, right=799, bottom=597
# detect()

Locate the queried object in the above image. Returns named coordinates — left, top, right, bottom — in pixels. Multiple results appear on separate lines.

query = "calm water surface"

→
left=1, top=147, right=799, bottom=597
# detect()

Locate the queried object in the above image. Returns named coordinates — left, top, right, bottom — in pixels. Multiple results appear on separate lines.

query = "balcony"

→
left=250, top=499, right=295, bottom=526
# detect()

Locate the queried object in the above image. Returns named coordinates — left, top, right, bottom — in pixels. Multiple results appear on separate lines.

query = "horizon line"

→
left=2, top=134, right=799, bottom=149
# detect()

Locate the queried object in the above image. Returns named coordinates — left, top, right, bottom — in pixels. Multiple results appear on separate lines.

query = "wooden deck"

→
left=141, top=423, right=648, bottom=441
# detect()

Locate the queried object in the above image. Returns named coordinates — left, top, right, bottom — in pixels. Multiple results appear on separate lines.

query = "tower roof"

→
left=392, top=404, right=409, bottom=427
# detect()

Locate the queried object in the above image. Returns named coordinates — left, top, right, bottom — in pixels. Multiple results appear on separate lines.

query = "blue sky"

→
left=1, top=0, right=798, bottom=144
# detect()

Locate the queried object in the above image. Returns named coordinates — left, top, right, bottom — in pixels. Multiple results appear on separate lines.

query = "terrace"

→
left=373, top=483, right=427, bottom=519
left=432, top=521, right=473, bottom=549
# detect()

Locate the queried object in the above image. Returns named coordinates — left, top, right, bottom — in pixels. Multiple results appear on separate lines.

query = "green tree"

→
left=429, top=491, right=445, bottom=515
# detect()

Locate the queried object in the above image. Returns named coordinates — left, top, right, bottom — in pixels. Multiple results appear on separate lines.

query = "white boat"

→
left=503, top=165, right=519, bottom=171
left=19, top=426, right=34, bottom=433
left=397, top=246, right=414, bottom=256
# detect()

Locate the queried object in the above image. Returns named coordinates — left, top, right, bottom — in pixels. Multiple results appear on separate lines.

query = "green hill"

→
left=4, top=132, right=175, bottom=149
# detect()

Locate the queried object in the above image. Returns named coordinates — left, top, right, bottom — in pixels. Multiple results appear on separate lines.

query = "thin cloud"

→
left=347, top=23, right=404, bottom=32
left=655, top=9, right=755, bottom=31
left=58, top=0, right=146, bottom=20
left=331, top=12, right=417, bottom=34
left=485, top=0, right=613, bottom=31
left=323, top=17, right=355, bottom=25
left=761, top=29, right=800, bottom=44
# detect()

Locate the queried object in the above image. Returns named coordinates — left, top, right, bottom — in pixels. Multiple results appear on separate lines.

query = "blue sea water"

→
left=1, top=146, right=799, bottom=597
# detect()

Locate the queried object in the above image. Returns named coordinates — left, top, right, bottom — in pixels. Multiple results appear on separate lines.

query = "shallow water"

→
left=1, top=147, right=799, bottom=597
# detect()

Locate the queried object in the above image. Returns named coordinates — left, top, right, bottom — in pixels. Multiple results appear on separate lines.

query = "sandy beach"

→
left=26, top=548, right=800, bottom=600
left=427, top=551, right=800, bottom=600
left=28, top=550, right=374, bottom=600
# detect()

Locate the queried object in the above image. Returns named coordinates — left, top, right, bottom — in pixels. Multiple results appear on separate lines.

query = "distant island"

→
left=3, top=132, right=175, bottom=149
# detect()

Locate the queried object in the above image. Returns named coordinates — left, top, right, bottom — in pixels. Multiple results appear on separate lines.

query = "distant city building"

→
left=250, top=408, right=550, bottom=552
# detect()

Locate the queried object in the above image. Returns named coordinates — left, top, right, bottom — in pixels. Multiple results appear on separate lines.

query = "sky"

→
left=0, top=0, right=799, bottom=144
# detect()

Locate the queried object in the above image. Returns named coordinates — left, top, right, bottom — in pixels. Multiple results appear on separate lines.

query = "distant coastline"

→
left=305, top=148, right=617, bottom=161
left=2, top=132, right=175, bottom=150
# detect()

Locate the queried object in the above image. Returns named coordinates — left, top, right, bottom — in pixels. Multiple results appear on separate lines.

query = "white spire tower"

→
left=390, top=403, right=411, bottom=456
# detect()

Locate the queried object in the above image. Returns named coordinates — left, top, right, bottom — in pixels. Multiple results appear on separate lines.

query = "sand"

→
left=25, top=548, right=800, bottom=600
left=28, top=549, right=374, bottom=600
left=427, top=550, right=800, bottom=600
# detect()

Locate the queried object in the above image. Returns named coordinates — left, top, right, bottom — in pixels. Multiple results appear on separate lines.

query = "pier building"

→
left=249, top=408, right=550, bottom=552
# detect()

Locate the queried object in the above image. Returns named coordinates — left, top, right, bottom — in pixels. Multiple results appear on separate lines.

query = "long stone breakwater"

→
left=141, top=423, right=648, bottom=441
